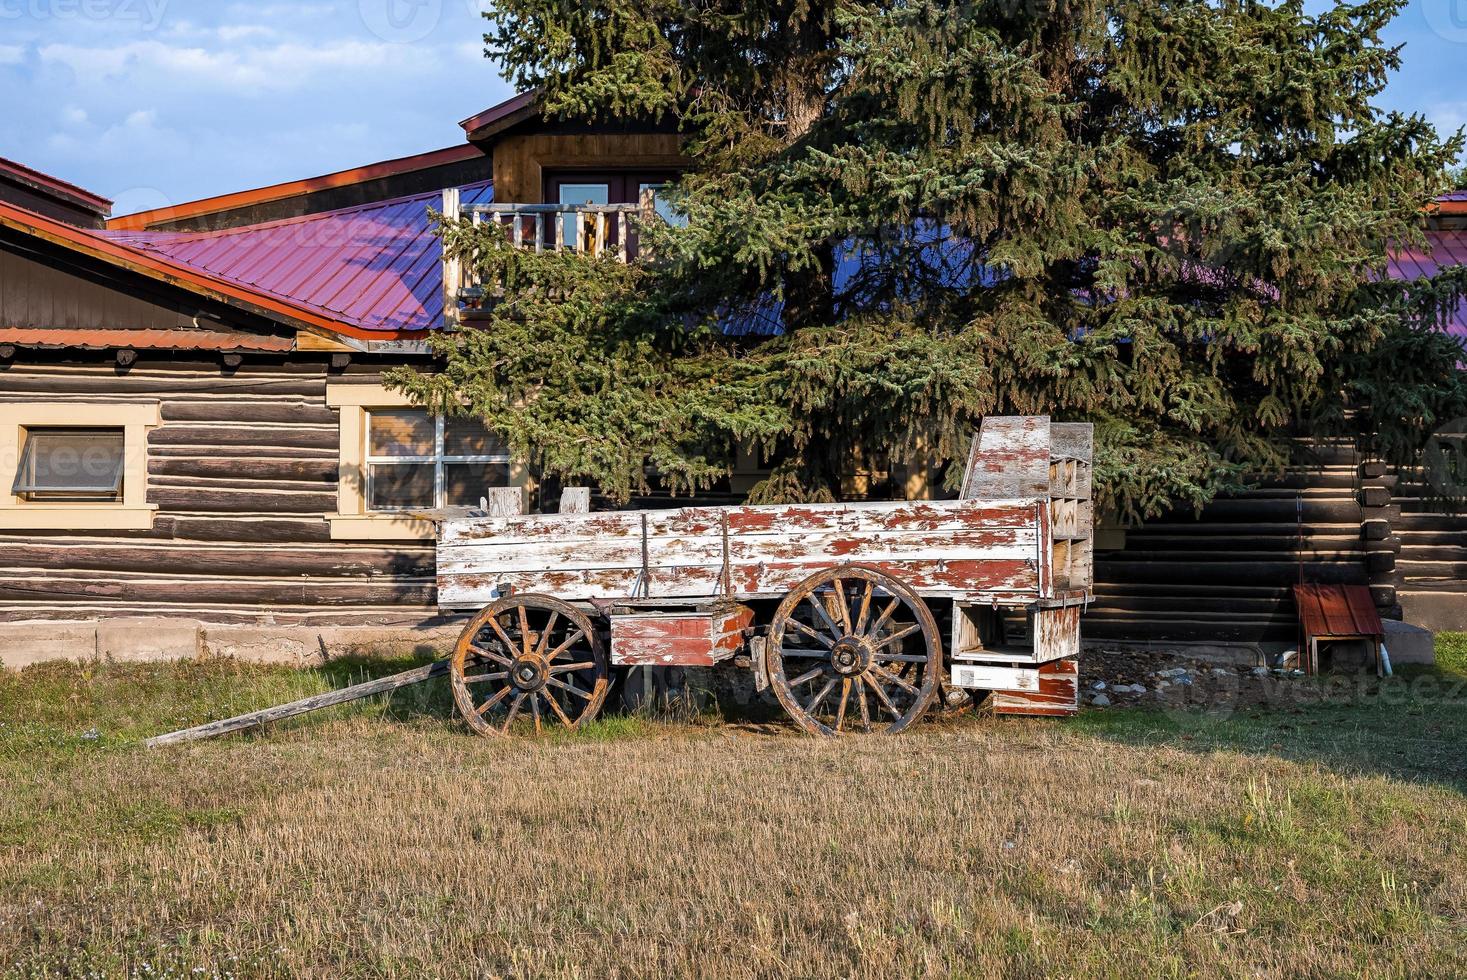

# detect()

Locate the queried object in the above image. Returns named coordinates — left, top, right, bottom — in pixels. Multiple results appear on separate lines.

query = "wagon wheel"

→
left=765, top=564, right=942, bottom=736
left=450, top=594, right=610, bottom=737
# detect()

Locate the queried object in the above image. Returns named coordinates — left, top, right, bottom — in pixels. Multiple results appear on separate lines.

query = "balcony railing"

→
left=441, top=189, right=655, bottom=326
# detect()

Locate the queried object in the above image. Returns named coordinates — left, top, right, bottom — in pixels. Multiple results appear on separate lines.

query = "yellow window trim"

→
left=0, top=402, right=161, bottom=531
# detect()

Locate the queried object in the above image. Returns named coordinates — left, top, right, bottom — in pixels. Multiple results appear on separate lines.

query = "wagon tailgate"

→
left=437, top=498, right=1044, bottom=608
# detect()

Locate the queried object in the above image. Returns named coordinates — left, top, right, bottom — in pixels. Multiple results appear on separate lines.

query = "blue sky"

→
left=0, top=0, right=1462, bottom=218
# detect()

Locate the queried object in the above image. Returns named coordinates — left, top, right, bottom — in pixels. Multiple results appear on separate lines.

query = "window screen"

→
left=12, top=428, right=126, bottom=501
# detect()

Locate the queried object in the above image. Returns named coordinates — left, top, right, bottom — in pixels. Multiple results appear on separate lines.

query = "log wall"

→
left=0, top=357, right=442, bottom=628
left=1087, top=437, right=1387, bottom=646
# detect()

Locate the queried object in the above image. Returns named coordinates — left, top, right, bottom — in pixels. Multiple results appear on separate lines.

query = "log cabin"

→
left=0, top=94, right=1463, bottom=668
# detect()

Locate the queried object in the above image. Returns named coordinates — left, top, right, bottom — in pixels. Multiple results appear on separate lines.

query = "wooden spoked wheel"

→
left=765, top=565, right=943, bottom=736
left=450, top=594, right=610, bottom=737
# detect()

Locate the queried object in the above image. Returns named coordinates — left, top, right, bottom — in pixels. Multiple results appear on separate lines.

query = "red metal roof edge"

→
left=0, top=156, right=113, bottom=214
left=0, top=327, right=294, bottom=353
left=1292, top=583, right=1385, bottom=639
left=0, top=198, right=425, bottom=343
left=460, top=90, right=540, bottom=137
left=105, top=144, right=484, bottom=232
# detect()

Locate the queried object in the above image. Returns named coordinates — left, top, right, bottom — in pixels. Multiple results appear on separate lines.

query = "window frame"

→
left=327, top=384, right=530, bottom=542
left=0, top=402, right=160, bottom=530
left=364, top=410, right=512, bottom=513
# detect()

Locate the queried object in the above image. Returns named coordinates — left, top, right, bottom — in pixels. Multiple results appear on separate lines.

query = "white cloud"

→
left=0, top=44, right=24, bottom=65
left=37, top=38, right=446, bottom=91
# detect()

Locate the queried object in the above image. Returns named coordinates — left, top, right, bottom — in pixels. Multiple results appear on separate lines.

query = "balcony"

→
left=441, top=190, right=654, bottom=326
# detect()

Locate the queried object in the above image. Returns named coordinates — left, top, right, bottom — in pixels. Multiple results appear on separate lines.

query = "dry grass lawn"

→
left=1, top=639, right=1465, bottom=978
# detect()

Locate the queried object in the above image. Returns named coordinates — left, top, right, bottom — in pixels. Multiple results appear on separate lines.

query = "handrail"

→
left=442, top=190, right=660, bottom=327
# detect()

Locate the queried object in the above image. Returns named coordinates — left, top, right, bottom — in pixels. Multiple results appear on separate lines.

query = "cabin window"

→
left=639, top=183, right=688, bottom=228
left=365, top=409, right=512, bottom=512
left=0, top=402, right=160, bottom=531
left=12, top=427, right=126, bottom=502
left=328, top=384, right=534, bottom=541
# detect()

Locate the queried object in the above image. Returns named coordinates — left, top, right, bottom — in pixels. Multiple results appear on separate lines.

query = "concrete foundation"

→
left=1382, top=619, right=1436, bottom=666
left=0, top=617, right=464, bottom=670
left=1400, top=591, right=1467, bottom=635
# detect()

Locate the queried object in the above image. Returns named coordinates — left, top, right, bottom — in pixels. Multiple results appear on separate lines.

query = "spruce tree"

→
left=394, top=0, right=1467, bottom=520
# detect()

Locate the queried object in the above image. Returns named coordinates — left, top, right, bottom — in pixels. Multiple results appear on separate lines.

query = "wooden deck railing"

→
left=442, top=189, right=653, bottom=326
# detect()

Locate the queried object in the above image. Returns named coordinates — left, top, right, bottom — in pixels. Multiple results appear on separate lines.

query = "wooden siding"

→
left=0, top=359, right=438, bottom=625
left=490, top=133, right=686, bottom=204
left=0, top=249, right=194, bottom=331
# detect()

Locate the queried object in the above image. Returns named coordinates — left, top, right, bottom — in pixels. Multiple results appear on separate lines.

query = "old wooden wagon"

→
left=434, top=417, right=1095, bottom=737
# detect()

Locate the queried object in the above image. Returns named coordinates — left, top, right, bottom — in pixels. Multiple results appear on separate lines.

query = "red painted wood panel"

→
left=993, top=657, right=1078, bottom=717
left=610, top=605, right=753, bottom=666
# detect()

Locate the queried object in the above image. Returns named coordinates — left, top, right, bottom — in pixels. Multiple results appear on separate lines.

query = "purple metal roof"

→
left=91, top=180, right=1467, bottom=342
left=102, top=181, right=492, bottom=333
left=1387, top=230, right=1467, bottom=343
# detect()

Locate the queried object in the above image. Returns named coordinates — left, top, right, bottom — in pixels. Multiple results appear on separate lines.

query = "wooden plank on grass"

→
left=144, top=660, right=449, bottom=748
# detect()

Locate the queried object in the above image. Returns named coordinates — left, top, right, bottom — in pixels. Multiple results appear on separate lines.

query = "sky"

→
left=0, top=0, right=1462, bottom=219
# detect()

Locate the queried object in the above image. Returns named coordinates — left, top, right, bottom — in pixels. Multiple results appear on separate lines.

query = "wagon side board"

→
left=437, top=499, right=1051, bottom=609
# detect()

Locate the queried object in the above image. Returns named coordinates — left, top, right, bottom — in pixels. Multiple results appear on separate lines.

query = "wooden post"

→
left=559, top=487, right=591, bottom=514
left=441, top=187, right=462, bottom=329
left=485, top=486, right=525, bottom=518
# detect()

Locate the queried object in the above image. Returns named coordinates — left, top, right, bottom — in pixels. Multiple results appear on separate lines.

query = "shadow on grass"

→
left=1069, top=655, right=1467, bottom=796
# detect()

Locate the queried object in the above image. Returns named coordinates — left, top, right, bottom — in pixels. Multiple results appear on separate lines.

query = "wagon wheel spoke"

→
left=855, top=677, right=872, bottom=732
left=485, top=618, right=519, bottom=661
left=782, top=648, right=831, bottom=662
left=532, top=611, right=560, bottom=660
left=788, top=665, right=826, bottom=688
left=530, top=691, right=543, bottom=734
left=804, top=592, right=843, bottom=642
left=875, top=652, right=930, bottom=664
left=831, top=577, right=853, bottom=633
left=869, top=662, right=918, bottom=696
left=834, top=678, right=852, bottom=732
left=863, top=672, right=903, bottom=720
left=475, top=685, right=513, bottom=716
left=461, top=671, right=509, bottom=685
left=541, top=689, right=574, bottom=727
left=805, top=677, right=837, bottom=715
left=787, top=618, right=834, bottom=649
left=502, top=693, right=528, bottom=733
left=853, top=582, right=874, bottom=635
left=867, top=597, right=901, bottom=637
left=467, top=642, right=513, bottom=668
left=875, top=623, right=922, bottom=649
left=517, top=605, right=533, bottom=658
left=546, top=675, right=593, bottom=700
left=544, top=629, right=588, bottom=663
left=549, top=661, right=596, bottom=675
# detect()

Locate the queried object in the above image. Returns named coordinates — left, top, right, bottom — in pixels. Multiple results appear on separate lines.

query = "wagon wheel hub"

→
left=831, top=637, right=872, bottom=676
left=510, top=657, right=547, bottom=691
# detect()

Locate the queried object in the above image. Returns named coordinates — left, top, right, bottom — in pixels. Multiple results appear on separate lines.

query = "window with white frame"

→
left=365, top=409, right=512, bottom=511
